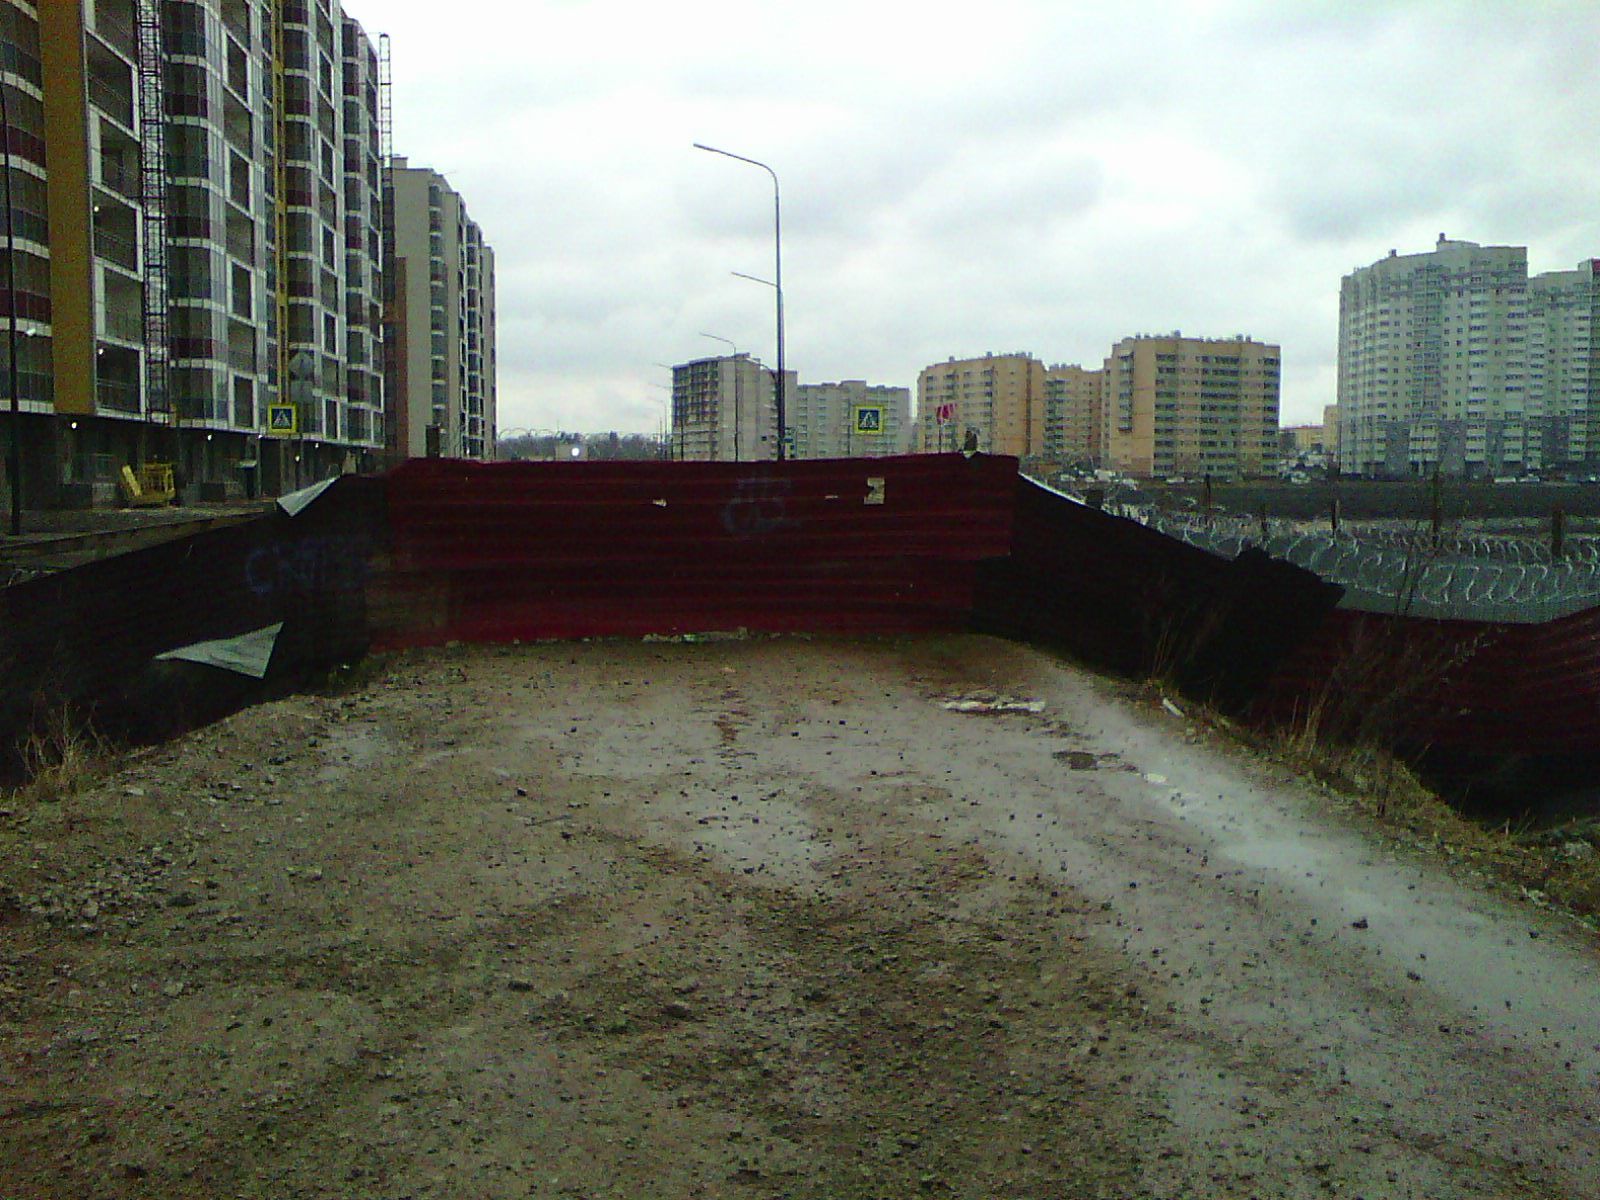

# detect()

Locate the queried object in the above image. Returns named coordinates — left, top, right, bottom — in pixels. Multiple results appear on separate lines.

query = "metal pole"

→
left=692, top=143, right=784, bottom=461
left=2, top=77, right=20, bottom=535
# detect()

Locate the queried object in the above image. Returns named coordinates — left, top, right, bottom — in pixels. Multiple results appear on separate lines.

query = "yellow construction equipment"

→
left=119, top=462, right=176, bottom=507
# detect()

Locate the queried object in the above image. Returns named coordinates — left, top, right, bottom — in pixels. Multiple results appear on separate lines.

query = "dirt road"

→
left=3, top=636, right=1597, bottom=1198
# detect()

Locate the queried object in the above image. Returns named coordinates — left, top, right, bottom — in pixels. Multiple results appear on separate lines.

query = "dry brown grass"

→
left=1245, top=701, right=1600, bottom=928
left=9, top=702, right=110, bottom=805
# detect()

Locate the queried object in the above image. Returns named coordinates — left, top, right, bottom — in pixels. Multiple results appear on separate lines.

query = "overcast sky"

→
left=358, top=0, right=1600, bottom=436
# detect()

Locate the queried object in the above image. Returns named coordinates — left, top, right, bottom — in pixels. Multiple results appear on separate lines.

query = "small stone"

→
left=663, top=1000, right=694, bottom=1020
left=162, top=981, right=185, bottom=998
left=1053, top=750, right=1098, bottom=770
left=167, top=892, right=198, bottom=908
left=506, top=978, right=535, bottom=993
left=1350, top=918, right=1369, bottom=930
left=123, top=786, right=146, bottom=798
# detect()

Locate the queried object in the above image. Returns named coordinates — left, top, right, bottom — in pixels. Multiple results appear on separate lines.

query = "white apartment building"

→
left=669, top=354, right=791, bottom=461
left=1338, top=236, right=1528, bottom=477
left=790, top=380, right=910, bottom=458
left=384, top=158, right=496, bottom=460
left=2, top=0, right=386, bottom=506
left=1525, top=261, right=1600, bottom=469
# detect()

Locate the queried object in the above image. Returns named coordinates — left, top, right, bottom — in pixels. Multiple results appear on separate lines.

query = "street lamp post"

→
left=653, top=363, right=681, bottom=461
left=692, top=142, right=785, bottom=461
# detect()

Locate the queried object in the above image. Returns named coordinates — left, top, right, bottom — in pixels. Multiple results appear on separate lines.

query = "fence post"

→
left=1552, top=506, right=1565, bottom=559
left=1430, top=466, right=1442, bottom=546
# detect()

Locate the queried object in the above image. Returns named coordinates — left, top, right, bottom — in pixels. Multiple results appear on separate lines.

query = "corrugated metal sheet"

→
left=1257, top=604, right=1600, bottom=758
left=372, top=454, right=1017, bottom=646
left=975, top=478, right=1342, bottom=713
left=7, top=453, right=1599, bottom=789
left=0, top=477, right=381, bottom=778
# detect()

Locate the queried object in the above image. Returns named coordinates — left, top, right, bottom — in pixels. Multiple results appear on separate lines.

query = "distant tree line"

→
left=496, top=432, right=666, bottom=462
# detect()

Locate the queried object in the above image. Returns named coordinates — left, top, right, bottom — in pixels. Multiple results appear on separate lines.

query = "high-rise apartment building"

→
left=916, top=352, right=1046, bottom=457
left=1042, top=363, right=1103, bottom=466
left=1102, top=334, right=1280, bottom=480
left=384, top=157, right=496, bottom=461
left=3, top=0, right=54, bottom=505
left=668, top=353, right=789, bottom=461
left=790, top=380, right=910, bottom=458
left=1525, top=261, right=1599, bottom=470
left=1, top=0, right=387, bottom=507
left=1337, top=236, right=1529, bottom=477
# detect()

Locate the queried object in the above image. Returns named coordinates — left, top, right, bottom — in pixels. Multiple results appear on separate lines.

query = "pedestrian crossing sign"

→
left=853, top=404, right=884, bottom=436
left=267, top=404, right=298, bottom=436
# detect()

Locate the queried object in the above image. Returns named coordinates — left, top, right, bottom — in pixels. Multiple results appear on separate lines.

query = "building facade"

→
left=1102, top=334, right=1280, bottom=480
left=383, top=156, right=496, bottom=461
left=1525, top=261, right=1600, bottom=471
left=0, top=0, right=388, bottom=508
left=790, top=379, right=910, bottom=458
left=668, top=353, right=790, bottom=461
left=915, top=352, right=1046, bottom=457
left=1337, top=236, right=1529, bottom=478
left=1042, top=363, right=1103, bottom=466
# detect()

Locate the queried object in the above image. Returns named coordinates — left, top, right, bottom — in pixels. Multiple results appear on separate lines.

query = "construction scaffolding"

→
left=134, top=0, right=169, bottom=422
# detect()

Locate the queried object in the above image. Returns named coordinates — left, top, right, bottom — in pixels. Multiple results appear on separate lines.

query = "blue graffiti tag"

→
left=721, top=474, right=799, bottom=538
left=245, top=535, right=370, bottom=599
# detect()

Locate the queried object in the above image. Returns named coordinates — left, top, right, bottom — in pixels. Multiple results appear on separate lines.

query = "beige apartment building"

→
left=791, top=380, right=911, bottom=458
left=384, top=157, right=496, bottom=460
left=1043, top=363, right=1103, bottom=466
left=1280, top=424, right=1324, bottom=454
left=1102, top=334, right=1280, bottom=480
left=669, top=354, right=792, bottom=461
left=916, top=352, right=1046, bottom=457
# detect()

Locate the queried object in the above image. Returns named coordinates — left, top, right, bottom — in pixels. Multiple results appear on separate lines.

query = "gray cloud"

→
left=357, top=0, right=1600, bottom=431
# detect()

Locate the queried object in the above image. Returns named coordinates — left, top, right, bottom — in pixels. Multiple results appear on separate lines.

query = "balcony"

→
left=96, top=376, right=141, bottom=413
left=93, top=225, right=139, bottom=273
left=90, top=3, right=138, bottom=61
left=95, top=342, right=143, bottom=413
left=96, top=149, right=140, bottom=203
left=87, top=75, right=134, bottom=131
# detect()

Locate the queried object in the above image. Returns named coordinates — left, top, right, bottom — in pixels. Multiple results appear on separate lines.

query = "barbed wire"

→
left=1116, top=504, right=1600, bottom=623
